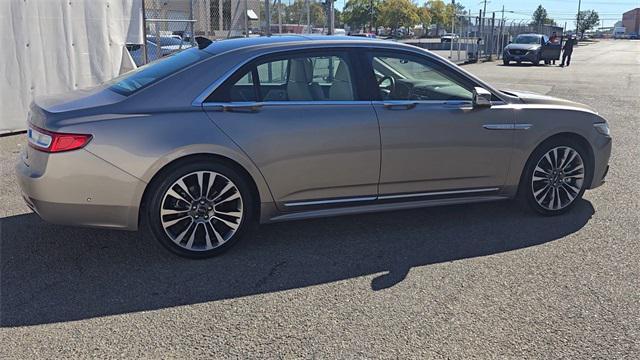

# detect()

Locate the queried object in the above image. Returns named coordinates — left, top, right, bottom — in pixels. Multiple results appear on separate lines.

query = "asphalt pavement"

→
left=1, top=40, right=638, bottom=358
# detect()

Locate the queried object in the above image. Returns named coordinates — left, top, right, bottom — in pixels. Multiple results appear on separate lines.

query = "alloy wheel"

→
left=160, top=171, right=243, bottom=251
left=531, top=146, right=585, bottom=211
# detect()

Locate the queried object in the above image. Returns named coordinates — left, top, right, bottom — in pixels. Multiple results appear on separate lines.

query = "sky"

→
left=334, top=0, right=640, bottom=29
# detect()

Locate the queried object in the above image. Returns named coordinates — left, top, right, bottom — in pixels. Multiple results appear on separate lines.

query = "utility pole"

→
left=306, top=0, right=310, bottom=34
left=450, top=0, right=455, bottom=60
left=243, top=0, right=249, bottom=37
left=575, top=0, right=581, bottom=36
left=480, top=0, right=488, bottom=37
left=370, top=0, right=374, bottom=33
left=278, top=0, right=282, bottom=34
left=265, top=0, right=271, bottom=35
left=328, top=0, right=335, bottom=35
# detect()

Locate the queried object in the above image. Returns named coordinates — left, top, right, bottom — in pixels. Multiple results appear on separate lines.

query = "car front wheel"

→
left=520, top=138, right=591, bottom=215
left=147, top=161, right=255, bottom=258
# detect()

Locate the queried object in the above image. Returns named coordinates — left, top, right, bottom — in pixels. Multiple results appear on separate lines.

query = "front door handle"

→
left=223, top=104, right=262, bottom=113
left=383, top=102, right=417, bottom=110
left=206, top=104, right=263, bottom=113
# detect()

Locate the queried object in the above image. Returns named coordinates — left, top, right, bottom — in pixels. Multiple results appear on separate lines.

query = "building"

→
left=622, top=8, right=640, bottom=35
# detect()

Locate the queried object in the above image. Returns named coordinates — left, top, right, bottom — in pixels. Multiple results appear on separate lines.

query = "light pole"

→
left=450, top=0, right=455, bottom=60
left=575, top=0, right=582, bottom=36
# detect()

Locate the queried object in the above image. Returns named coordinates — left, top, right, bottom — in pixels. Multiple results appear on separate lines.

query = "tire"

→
left=503, top=59, right=510, bottom=66
left=146, top=160, right=256, bottom=258
left=544, top=59, right=550, bottom=65
left=532, top=55, right=540, bottom=66
left=518, top=137, right=591, bottom=216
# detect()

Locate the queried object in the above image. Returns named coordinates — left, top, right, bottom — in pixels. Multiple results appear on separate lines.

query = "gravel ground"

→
left=1, top=40, right=638, bottom=358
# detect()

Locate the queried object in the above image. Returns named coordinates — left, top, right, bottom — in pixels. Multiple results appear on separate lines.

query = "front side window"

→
left=370, top=53, right=472, bottom=101
left=209, top=52, right=356, bottom=102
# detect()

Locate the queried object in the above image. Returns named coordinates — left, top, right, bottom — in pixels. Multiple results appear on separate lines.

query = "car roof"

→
left=517, top=33, right=543, bottom=37
left=201, top=35, right=397, bottom=55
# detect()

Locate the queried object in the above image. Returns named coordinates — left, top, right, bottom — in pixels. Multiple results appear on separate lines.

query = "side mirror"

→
left=473, top=87, right=492, bottom=108
left=508, top=40, right=512, bottom=44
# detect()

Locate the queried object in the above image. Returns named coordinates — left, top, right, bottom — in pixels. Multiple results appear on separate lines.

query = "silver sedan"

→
left=16, top=36, right=612, bottom=258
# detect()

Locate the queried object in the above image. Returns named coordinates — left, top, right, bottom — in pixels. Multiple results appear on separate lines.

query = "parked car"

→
left=17, top=36, right=611, bottom=258
left=502, top=33, right=561, bottom=66
left=127, top=36, right=193, bottom=66
left=629, top=33, right=639, bottom=40
left=350, top=32, right=377, bottom=38
left=440, top=33, right=459, bottom=43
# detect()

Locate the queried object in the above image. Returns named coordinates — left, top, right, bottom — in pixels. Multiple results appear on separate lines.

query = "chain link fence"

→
left=406, top=13, right=564, bottom=64
left=135, top=2, right=564, bottom=66
left=135, top=0, right=333, bottom=65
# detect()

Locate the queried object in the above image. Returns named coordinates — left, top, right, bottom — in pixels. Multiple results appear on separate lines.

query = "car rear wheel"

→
left=147, top=161, right=255, bottom=258
left=519, top=138, right=591, bottom=215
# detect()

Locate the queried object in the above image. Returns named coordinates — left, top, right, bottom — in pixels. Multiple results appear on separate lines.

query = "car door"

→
left=203, top=49, right=381, bottom=209
left=540, top=35, right=560, bottom=60
left=364, top=50, right=515, bottom=197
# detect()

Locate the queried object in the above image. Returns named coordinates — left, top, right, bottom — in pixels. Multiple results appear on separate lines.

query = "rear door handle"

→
left=383, top=102, right=417, bottom=110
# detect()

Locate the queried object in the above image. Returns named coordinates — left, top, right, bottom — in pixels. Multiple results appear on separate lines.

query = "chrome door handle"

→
left=204, top=104, right=263, bottom=113
left=383, top=102, right=417, bottom=110
left=223, top=104, right=262, bottom=113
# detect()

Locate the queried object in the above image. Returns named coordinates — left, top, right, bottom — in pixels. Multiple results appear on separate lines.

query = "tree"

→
left=342, top=0, right=380, bottom=32
left=576, top=10, right=599, bottom=37
left=427, top=0, right=447, bottom=34
left=378, top=0, right=419, bottom=34
left=530, top=5, right=556, bottom=27
left=418, top=5, right=431, bottom=30
left=284, top=1, right=326, bottom=27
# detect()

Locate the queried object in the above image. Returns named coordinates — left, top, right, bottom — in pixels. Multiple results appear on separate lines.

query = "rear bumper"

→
left=16, top=147, right=145, bottom=230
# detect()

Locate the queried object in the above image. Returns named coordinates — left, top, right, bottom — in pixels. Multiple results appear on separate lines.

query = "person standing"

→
left=560, top=35, right=575, bottom=67
left=549, top=32, right=559, bottom=64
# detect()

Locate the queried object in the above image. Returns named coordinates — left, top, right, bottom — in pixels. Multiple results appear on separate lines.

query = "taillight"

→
left=27, top=125, right=92, bottom=153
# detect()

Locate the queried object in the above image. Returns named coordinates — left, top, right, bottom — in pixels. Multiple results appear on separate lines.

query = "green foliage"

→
left=530, top=5, right=556, bottom=26
left=576, top=10, right=599, bottom=35
left=378, top=0, right=420, bottom=31
left=342, top=0, right=380, bottom=31
left=284, top=0, right=326, bottom=27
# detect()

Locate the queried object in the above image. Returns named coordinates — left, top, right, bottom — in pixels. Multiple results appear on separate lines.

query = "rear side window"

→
left=109, top=48, right=209, bottom=96
left=208, top=51, right=357, bottom=102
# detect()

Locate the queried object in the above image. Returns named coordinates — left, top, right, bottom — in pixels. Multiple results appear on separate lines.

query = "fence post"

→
left=488, top=12, right=495, bottom=60
left=189, top=0, right=195, bottom=45
left=265, top=0, right=271, bottom=35
left=141, top=0, right=148, bottom=64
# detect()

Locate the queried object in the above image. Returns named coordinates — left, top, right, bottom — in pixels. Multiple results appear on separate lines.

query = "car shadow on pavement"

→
left=0, top=199, right=594, bottom=327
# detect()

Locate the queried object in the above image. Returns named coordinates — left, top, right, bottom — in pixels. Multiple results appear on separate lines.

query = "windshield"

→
left=108, top=48, right=209, bottom=96
left=513, top=35, right=540, bottom=44
left=148, top=36, right=190, bottom=47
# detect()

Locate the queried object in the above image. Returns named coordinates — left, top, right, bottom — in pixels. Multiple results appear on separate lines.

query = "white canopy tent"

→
left=0, top=0, right=143, bottom=133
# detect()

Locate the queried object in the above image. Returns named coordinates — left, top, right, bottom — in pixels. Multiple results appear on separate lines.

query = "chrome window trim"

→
left=191, top=43, right=510, bottom=107
left=202, top=100, right=375, bottom=109
left=283, top=187, right=499, bottom=207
